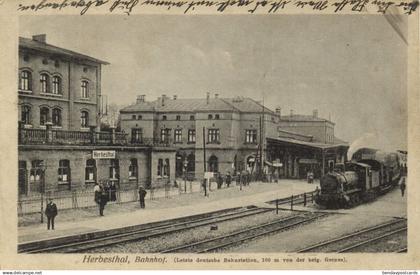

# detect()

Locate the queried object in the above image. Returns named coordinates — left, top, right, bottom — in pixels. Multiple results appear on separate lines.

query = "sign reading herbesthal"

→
left=92, top=150, right=116, bottom=159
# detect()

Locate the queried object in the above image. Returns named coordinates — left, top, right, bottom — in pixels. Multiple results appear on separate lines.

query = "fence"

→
left=18, top=181, right=202, bottom=216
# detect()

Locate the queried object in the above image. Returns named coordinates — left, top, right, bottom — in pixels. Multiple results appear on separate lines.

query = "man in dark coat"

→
left=226, top=172, right=232, bottom=188
left=400, top=179, right=406, bottom=197
left=109, top=181, right=117, bottom=202
left=138, top=186, right=147, bottom=208
left=100, top=184, right=109, bottom=216
left=45, top=198, right=58, bottom=230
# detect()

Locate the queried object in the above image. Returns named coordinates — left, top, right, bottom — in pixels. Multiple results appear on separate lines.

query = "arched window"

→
left=81, top=80, right=89, bottom=98
left=52, top=76, right=61, bottom=94
left=208, top=155, right=218, bottom=173
left=80, top=111, right=89, bottom=128
left=21, top=105, right=31, bottom=125
left=40, top=107, right=49, bottom=126
left=19, top=70, right=32, bottom=91
left=85, top=159, right=96, bottom=182
left=208, top=114, right=213, bottom=120
left=52, top=108, right=62, bottom=127
left=40, top=73, right=49, bottom=93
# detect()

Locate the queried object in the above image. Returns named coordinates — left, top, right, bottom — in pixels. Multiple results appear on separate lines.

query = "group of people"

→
left=93, top=182, right=147, bottom=216
left=93, top=181, right=117, bottom=216
left=205, top=171, right=253, bottom=191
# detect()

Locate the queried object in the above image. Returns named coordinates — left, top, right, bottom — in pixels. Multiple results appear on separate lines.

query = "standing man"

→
left=400, top=178, right=406, bottom=197
left=109, top=181, right=117, bottom=202
left=94, top=182, right=105, bottom=216
left=138, top=186, right=147, bottom=208
left=45, top=198, right=58, bottom=230
left=226, top=172, right=232, bottom=188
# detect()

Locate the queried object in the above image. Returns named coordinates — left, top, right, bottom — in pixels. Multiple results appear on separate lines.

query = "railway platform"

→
left=18, top=179, right=319, bottom=247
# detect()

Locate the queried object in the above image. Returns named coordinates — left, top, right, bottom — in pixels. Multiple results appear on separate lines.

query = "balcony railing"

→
left=19, top=124, right=171, bottom=147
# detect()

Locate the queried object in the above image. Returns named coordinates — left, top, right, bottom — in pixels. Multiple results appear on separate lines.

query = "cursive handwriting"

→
left=16, top=0, right=419, bottom=14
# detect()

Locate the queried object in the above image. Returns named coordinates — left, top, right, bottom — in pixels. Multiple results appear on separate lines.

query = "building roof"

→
left=19, top=37, right=109, bottom=65
left=267, top=136, right=349, bottom=150
left=121, top=97, right=277, bottom=113
left=221, top=97, right=276, bottom=114
left=280, top=114, right=334, bottom=124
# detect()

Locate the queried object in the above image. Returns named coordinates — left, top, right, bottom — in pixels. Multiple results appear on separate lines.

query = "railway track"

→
left=161, top=212, right=329, bottom=253
left=296, top=218, right=407, bottom=253
left=20, top=206, right=272, bottom=253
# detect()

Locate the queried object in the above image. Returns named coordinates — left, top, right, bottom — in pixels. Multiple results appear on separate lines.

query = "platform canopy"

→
left=266, top=137, right=349, bottom=150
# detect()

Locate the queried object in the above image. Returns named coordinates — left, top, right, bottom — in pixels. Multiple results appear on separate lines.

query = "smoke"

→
left=348, top=131, right=407, bottom=160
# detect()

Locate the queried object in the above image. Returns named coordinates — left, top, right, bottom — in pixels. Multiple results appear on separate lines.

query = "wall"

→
left=18, top=145, right=150, bottom=195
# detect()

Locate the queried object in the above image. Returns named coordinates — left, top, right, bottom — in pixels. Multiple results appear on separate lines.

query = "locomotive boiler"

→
left=315, top=148, right=401, bottom=208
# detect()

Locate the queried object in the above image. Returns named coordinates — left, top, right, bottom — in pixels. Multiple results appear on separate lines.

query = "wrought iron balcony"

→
left=18, top=123, right=172, bottom=147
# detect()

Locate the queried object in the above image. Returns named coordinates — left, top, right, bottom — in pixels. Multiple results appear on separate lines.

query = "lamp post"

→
left=40, top=161, right=47, bottom=224
left=183, top=159, right=188, bottom=193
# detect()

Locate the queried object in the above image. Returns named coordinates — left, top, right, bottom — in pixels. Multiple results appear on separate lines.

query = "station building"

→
left=120, top=95, right=349, bottom=181
left=18, top=35, right=175, bottom=196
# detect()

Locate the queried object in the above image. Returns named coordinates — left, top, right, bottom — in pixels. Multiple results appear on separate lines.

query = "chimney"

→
left=161, top=94, right=166, bottom=106
left=173, top=95, right=177, bottom=100
left=275, top=107, right=281, bottom=117
left=206, top=92, right=210, bottom=104
left=32, top=34, right=46, bottom=43
left=136, top=94, right=145, bottom=104
left=290, top=109, right=294, bottom=117
left=215, top=93, right=219, bottom=99
left=313, top=109, right=318, bottom=118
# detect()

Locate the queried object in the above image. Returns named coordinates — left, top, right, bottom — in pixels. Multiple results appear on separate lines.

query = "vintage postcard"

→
left=0, top=0, right=419, bottom=270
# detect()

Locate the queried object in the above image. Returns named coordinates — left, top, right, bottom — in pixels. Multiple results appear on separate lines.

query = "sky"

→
left=19, top=15, right=408, bottom=153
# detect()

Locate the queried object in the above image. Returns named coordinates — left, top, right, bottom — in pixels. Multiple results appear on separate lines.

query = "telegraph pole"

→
left=203, top=127, right=207, bottom=197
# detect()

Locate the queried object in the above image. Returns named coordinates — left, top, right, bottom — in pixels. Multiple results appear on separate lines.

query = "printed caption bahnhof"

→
left=82, top=255, right=347, bottom=264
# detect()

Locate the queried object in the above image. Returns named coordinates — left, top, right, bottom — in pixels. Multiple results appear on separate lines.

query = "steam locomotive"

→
left=315, top=148, right=401, bottom=208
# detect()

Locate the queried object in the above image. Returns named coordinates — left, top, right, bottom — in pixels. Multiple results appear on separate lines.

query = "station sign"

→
left=92, top=150, right=116, bottom=159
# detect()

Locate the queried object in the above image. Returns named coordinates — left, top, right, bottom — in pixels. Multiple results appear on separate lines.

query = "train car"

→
left=352, top=148, right=401, bottom=188
left=315, top=148, right=401, bottom=209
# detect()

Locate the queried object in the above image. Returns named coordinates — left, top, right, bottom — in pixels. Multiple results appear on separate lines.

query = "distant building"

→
left=278, top=109, right=335, bottom=144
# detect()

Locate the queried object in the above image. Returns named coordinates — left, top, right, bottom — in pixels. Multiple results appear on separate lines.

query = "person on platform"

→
left=99, top=184, right=109, bottom=216
left=400, top=178, right=406, bottom=197
left=138, top=186, right=147, bottom=208
left=226, top=172, right=232, bottom=188
left=94, top=182, right=101, bottom=204
left=217, top=173, right=223, bottom=189
left=45, top=198, right=58, bottom=230
left=109, top=181, right=117, bottom=202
